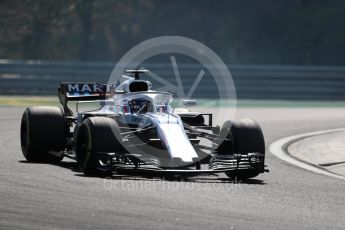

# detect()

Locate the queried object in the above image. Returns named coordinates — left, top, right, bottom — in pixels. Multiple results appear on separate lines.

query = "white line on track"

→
left=269, top=128, right=345, bottom=181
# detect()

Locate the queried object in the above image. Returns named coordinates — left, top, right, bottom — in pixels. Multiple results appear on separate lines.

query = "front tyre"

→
left=20, top=106, right=66, bottom=162
left=75, top=117, right=123, bottom=176
left=217, top=118, right=265, bottom=180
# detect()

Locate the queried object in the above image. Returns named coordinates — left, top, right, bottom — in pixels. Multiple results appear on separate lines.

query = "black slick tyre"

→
left=217, top=118, right=265, bottom=179
left=75, top=117, right=123, bottom=176
left=20, top=106, right=66, bottom=163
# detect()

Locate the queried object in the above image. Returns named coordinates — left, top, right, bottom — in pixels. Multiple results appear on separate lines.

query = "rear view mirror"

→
left=181, top=99, right=197, bottom=106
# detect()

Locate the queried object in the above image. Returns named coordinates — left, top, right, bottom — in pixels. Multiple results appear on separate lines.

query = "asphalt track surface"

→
left=1, top=106, right=345, bottom=230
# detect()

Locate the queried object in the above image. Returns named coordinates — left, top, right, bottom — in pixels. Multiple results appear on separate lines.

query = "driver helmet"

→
left=128, top=98, right=154, bottom=114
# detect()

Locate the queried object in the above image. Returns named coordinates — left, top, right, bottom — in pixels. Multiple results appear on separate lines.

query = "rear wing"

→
left=58, top=82, right=117, bottom=107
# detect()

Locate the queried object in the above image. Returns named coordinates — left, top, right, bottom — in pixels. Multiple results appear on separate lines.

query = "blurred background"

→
left=1, top=0, right=345, bottom=104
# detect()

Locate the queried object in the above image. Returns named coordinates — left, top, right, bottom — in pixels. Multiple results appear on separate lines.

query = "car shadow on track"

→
left=87, top=173, right=265, bottom=185
left=19, top=160, right=266, bottom=185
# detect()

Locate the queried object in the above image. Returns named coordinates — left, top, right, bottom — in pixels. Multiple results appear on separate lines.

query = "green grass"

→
left=235, top=99, right=345, bottom=108
left=1, top=96, right=345, bottom=108
left=0, top=96, right=59, bottom=107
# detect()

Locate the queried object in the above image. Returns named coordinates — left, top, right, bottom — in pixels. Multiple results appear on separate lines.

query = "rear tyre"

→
left=20, top=106, right=66, bottom=163
left=75, top=117, right=123, bottom=176
left=217, top=118, right=265, bottom=180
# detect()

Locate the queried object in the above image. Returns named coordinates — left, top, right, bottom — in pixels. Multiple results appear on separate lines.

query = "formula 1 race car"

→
left=20, top=70, right=268, bottom=179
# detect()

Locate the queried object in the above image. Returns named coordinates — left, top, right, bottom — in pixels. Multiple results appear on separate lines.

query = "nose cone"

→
left=172, top=157, right=200, bottom=168
left=158, top=123, right=199, bottom=166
